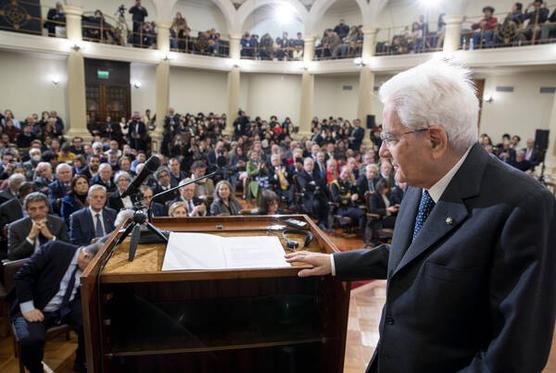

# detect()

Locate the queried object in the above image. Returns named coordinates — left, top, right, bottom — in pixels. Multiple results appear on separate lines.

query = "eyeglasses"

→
left=380, top=128, right=429, bottom=148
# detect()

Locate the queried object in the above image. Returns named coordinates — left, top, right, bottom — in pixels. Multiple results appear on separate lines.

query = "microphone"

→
left=121, top=155, right=161, bottom=198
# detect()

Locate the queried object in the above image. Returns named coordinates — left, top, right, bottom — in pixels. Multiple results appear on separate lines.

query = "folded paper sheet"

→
left=162, top=232, right=291, bottom=271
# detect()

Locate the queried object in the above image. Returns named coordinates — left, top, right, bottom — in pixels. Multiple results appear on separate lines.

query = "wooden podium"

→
left=80, top=215, right=351, bottom=373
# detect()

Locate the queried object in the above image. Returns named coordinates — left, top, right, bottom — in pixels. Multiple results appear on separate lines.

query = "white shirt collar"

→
left=89, top=206, right=104, bottom=218
left=427, top=146, right=472, bottom=203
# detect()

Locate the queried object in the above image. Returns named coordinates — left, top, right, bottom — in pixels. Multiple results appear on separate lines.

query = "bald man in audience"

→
left=287, top=60, right=556, bottom=373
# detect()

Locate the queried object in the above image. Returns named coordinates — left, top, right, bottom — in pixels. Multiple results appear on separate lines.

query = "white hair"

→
left=114, top=171, right=131, bottom=184
left=88, top=184, right=107, bottom=197
left=56, top=163, right=72, bottom=174
left=379, top=59, right=479, bottom=152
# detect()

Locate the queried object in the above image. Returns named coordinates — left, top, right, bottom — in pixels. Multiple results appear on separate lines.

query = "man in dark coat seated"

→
left=48, top=163, right=73, bottom=214
left=0, top=182, right=36, bottom=259
left=296, top=157, right=329, bottom=228
left=10, top=240, right=102, bottom=373
left=286, top=60, right=556, bottom=373
left=69, top=185, right=117, bottom=246
left=8, top=192, right=69, bottom=261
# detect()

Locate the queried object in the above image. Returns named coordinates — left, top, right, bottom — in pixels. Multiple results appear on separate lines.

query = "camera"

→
left=117, top=4, right=127, bottom=16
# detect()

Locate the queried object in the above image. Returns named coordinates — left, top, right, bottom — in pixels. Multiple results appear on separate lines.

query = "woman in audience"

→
left=246, top=150, right=269, bottom=200
left=229, top=145, right=248, bottom=192
left=108, top=171, right=134, bottom=211
left=368, top=179, right=398, bottom=230
left=210, top=180, right=243, bottom=216
left=168, top=201, right=188, bottom=218
left=61, top=175, right=89, bottom=227
left=253, top=190, right=281, bottom=215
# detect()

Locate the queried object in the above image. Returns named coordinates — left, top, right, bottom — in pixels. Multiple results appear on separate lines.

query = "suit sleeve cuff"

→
left=20, top=301, right=35, bottom=314
left=330, top=254, right=336, bottom=276
left=26, top=237, right=34, bottom=245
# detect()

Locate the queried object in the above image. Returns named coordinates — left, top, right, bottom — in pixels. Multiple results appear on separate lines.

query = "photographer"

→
left=128, top=0, right=148, bottom=45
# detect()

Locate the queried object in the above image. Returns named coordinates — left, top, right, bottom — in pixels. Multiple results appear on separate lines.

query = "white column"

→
left=151, top=23, right=171, bottom=151
left=64, top=5, right=88, bottom=139
left=229, top=33, right=242, bottom=60
left=156, top=22, right=171, bottom=53
left=63, top=4, right=82, bottom=41
left=303, top=37, right=315, bottom=61
left=443, top=16, right=464, bottom=53
left=298, top=36, right=316, bottom=137
left=543, top=92, right=556, bottom=176
left=361, top=27, right=378, bottom=59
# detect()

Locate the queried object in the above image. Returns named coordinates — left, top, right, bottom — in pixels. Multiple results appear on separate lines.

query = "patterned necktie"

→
left=95, top=213, right=104, bottom=237
left=59, top=265, right=79, bottom=319
left=412, top=190, right=435, bottom=242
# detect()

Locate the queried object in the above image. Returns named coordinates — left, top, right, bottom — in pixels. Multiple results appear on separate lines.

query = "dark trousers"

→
left=12, top=299, right=85, bottom=373
left=338, top=206, right=366, bottom=232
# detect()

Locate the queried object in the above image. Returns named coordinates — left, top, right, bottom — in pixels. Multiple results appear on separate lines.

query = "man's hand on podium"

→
left=285, top=251, right=332, bottom=277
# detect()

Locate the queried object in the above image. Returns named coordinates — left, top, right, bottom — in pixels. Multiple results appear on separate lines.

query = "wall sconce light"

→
left=51, top=78, right=61, bottom=86
left=71, top=43, right=81, bottom=52
left=483, top=95, right=493, bottom=104
left=132, top=80, right=142, bottom=89
left=229, top=58, right=241, bottom=69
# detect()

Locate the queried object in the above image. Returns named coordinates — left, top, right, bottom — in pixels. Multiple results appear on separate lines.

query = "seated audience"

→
left=210, top=180, right=243, bottom=216
left=60, top=175, right=89, bottom=227
left=11, top=241, right=100, bottom=373
left=91, top=163, right=116, bottom=194
left=191, top=161, right=214, bottom=199
left=253, top=190, right=281, bottom=215
left=69, top=185, right=117, bottom=246
left=330, top=166, right=366, bottom=234
left=296, top=158, right=329, bottom=228
left=8, top=192, right=68, bottom=260
left=0, top=173, right=25, bottom=204
left=139, top=185, right=166, bottom=217
left=0, top=182, right=36, bottom=258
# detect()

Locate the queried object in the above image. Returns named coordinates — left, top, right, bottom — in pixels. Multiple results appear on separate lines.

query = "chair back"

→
left=2, top=259, right=28, bottom=293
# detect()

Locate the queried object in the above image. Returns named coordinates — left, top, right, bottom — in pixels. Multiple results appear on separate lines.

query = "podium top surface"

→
left=91, top=215, right=339, bottom=284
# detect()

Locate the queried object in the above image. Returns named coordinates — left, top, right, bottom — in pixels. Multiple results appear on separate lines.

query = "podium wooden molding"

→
left=81, top=215, right=351, bottom=373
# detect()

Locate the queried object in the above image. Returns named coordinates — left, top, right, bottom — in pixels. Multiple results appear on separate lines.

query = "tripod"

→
left=116, top=197, right=168, bottom=261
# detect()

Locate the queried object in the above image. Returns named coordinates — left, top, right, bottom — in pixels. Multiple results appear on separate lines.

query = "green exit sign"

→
left=97, top=70, right=109, bottom=79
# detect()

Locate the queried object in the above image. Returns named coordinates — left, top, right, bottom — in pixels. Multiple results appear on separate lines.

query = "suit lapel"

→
left=388, top=187, right=420, bottom=275
left=392, top=144, right=488, bottom=277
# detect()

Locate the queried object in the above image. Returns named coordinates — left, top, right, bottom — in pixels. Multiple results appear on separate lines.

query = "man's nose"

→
left=379, top=142, right=391, bottom=159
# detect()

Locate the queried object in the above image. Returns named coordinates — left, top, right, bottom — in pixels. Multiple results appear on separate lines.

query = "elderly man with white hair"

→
left=47, top=163, right=73, bottom=214
left=0, top=173, right=26, bottom=204
left=90, top=163, right=116, bottom=194
left=286, top=60, right=556, bottom=373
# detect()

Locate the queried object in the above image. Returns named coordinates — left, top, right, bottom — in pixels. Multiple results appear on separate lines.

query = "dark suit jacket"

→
left=0, top=198, right=23, bottom=233
left=8, top=215, right=69, bottom=260
left=69, top=207, right=117, bottom=246
left=356, top=175, right=377, bottom=198
left=10, top=241, right=78, bottom=315
left=90, top=175, right=116, bottom=194
left=0, top=189, right=15, bottom=205
left=334, top=144, right=556, bottom=373
left=107, top=190, right=125, bottom=212
left=47, top=179, right=71, bottom=212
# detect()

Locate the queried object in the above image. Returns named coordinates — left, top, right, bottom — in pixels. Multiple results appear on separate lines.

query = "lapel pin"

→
left=445, top=217, right=454, bottom=225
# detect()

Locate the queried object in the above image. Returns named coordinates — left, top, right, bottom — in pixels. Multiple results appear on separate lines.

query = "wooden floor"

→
left=1, top=231, right=555, bottom=372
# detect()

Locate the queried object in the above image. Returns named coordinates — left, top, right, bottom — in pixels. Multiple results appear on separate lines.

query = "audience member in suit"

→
left=140, top=185, right=166, bottom=217
left=107, top=171, right=134, bottom=212
left=313, top=151, right=327, bottom=181
left=60, top=175, right=89, bottom=227
left=7, top=192, right=68, bottom=260
left=510, top=150, right=533, bottom=172
left=268, top=154, right=294, bottom=207
left=368, top=179, right=398, bottom=230
left=330, top=166, right=366, bottom=233
left=175, top=178, right=207, bottom=217
left=0, top=173, right=25, bottom=204
left=207, top=140, right=227, bottom=172
left=90, top=163, right=116, bottom=195
left=10, top=241, right=101, bottom=373
left=377, top=159, right=396, bottom=187
left=127, top=112, right=147, bottom=152
left=48, top=163, right=73, bottom=214
left=69, top=185, right=117, bottom=246
left=210, top=180, right=243, bottom=216
left=0, top=182, right=36, bottom=259
left=168, top=158, right=186, bottom=187
left=356, top=163, right=379, bottom=200
left=78, top=154, right=100, bottom=180
left=296, top=158, right=329, bottom=228
left=390, top=181, right=407, bottom=206
left=286, top=60, right=556, bottom=373
left=350, top=119, right=365, bottom=151
left=523, top=138, right=542, bottom=166
left=23, top=148, right=42, bottom=181
left=33, top=162, right=54, bottom=194
left=191, top=161, right=214, bottom=200
left=150, top=166, right=176, bottom=205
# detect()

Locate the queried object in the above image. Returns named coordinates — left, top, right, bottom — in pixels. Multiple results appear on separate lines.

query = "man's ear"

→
left=428, top=125, right=449, bottom=159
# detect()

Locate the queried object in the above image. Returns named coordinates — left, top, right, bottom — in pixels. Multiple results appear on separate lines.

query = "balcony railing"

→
left=240, top=45, right=304, bottom=61
left=0, top=4, right=66, bottom=38
left=170, top=31, right=229, bottom=58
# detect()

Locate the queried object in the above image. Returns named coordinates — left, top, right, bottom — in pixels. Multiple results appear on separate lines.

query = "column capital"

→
left=63, top=4, right=83, bottom=17
left=156, top=22, right=172, bottom=30
left=229, top=33, right=243, bottom=41
left=362, top=27, right=379, bottom=36
left=444, top=15, right=465, bottom=25
left=303, top=36, right=315, bottom=44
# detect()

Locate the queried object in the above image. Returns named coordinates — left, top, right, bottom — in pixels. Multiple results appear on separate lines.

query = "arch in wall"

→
left=153, top=0, right=236, bottom=31
left=169, top=0, right=231, bottom=34
left=236, top=0, right=309, bottom=34
left=242, top=3, right=304, bottom=37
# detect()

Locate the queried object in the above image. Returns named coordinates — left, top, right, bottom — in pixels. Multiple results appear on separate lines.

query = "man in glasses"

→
left=287, top=60, right=555, bottom=373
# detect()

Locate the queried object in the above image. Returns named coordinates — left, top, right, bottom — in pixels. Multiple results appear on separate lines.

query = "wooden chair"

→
left=365, top=193, right=394, bottom=245
left=3, top=259, right=72, bottom=373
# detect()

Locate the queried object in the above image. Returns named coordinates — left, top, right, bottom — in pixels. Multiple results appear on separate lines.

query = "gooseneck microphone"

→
left=120, top=155, right=161, bottom=198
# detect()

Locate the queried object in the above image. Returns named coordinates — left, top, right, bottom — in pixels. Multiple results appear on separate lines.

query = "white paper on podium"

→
left=161, top=232, right=291, bottom=271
